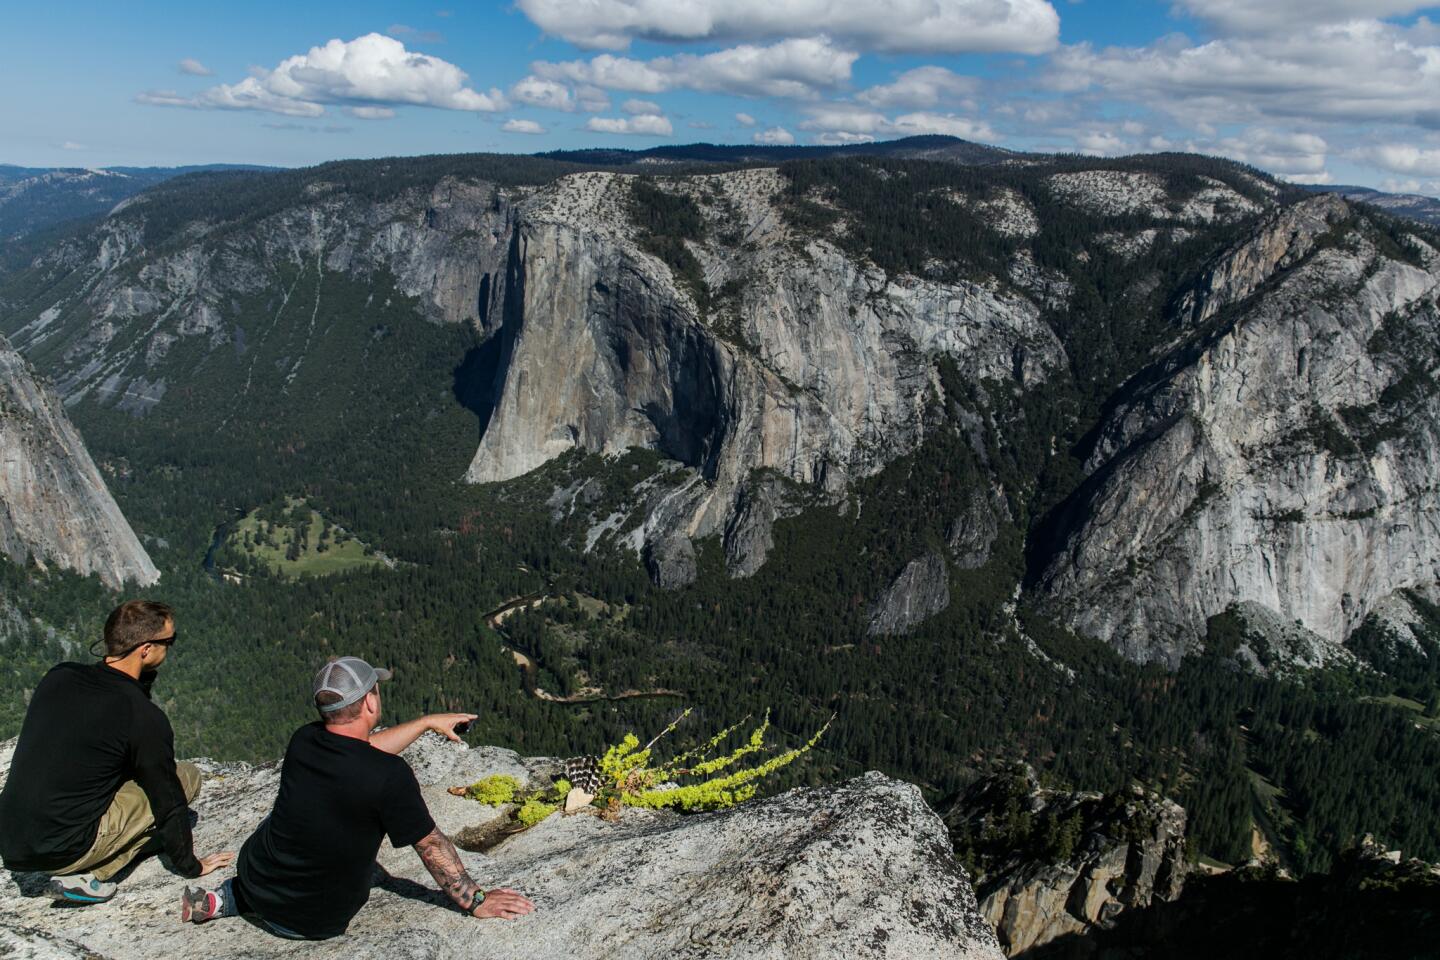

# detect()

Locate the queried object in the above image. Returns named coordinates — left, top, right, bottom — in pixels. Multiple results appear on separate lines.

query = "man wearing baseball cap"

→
left=181, top=656, right=534, bottom=938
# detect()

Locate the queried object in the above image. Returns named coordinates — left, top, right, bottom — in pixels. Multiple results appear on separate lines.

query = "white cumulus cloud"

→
left=1283, top=172, right=1335, bottom=185
left=534, top=37, right=857, bottom=100
left=585, top=113, right=674, bottom=135
left=511, top=76, right=576, bottom=111
left=1217, top=129, right=1329, bottom=174
left=137, top=80, right=325, bottom=117
left=1359, top=143, right=1440, bottom=178
left=178, top=58, right=212, bottom=76
left=1174, top=1, right=1435, bottom=35
left=503, top=118, right=547, bottom=134
left=735, top=112, right=757, bottom=126
left=346, top=106, right=395, bottom=119
left=576, top=85, right=611, bottom=111
left=138, top=34, right=507, bottom=118
left=516, top=0, right=1060, bottom=54
left=1074, top=131, right=1128, bottom=156
left=623, top=98, right=662, bottom=114
left=1048, top=19, right=1440, bottom=129
left=856, top=66, right=979, bottom=109
left=815, top=131, right=877, bottom=144
left=800, top=105, right=998, bottom=141
left=1380, top=176, right=1440, bottom=196
left=753, top=125, right=795, bottom=144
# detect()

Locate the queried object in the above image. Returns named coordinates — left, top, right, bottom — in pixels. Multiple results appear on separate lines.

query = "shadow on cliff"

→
left=452, top=246, right=525, bottom=444
left=1018, top=866, right=1440, bottom=960
left=452, top=336, right=505, bottom=440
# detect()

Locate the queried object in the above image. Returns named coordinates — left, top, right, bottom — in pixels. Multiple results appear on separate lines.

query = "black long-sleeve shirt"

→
left=0, top=662, right=201, bottom=877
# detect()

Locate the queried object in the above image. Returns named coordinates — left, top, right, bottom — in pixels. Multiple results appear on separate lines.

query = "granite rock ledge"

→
left=0, top=735, right=1004, bottom=960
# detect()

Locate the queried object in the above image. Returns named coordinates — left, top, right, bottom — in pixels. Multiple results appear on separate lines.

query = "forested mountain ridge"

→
left=0, top=163, right=276, bottom=242
left=5, top=149, right=1440, bottom=666
left=4, top=147, right=1440, bottom=877
left=540, top=132, right=1016, bottom=167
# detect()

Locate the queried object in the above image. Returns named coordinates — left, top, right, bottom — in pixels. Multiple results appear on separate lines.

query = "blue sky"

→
left=5, top=1, right=1440, bottom=194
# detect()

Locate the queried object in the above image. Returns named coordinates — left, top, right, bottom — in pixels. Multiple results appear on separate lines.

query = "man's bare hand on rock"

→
left=197, top=851, right=235, bottom=876
left=472, top=888, right=535, bottom=920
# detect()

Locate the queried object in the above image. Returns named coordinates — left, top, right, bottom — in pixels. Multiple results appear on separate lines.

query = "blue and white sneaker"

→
left=47, top=873, right=117, bottom=904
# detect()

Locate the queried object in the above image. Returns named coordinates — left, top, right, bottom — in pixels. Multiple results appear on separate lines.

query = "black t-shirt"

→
left=235, top=723, right=435, bottom=939
left=0, top=662, right=200, bottom=876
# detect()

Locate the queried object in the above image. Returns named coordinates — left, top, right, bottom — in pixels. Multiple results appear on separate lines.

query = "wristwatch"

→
left=466, top=888, right=487, bottom=915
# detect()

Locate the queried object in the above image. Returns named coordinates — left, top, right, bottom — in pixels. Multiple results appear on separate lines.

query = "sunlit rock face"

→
left=1037, top=195, right=1440, bottom=664
left=0, top=334, right=157, bottom=587
left=466, top=170, right=1063, bottom=585
left=0, top=736, right=1005, bottom=960
left=11, top=153, right=1440, bottom=667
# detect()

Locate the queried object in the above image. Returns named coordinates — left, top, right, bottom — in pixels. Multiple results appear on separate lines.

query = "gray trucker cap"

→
left=313, top=656, right=393, bottom=712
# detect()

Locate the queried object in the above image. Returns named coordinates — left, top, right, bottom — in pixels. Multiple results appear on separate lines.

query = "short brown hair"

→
left=316, top=689, right=367, bottom=723
left=103, top=600, right=175, bottom=657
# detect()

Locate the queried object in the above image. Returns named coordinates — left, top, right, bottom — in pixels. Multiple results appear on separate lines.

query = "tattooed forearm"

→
left=413, top=827, right=484, bottom=912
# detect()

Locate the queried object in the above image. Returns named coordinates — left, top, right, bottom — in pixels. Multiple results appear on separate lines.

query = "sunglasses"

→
left=89, top=632, right=179, bottom=660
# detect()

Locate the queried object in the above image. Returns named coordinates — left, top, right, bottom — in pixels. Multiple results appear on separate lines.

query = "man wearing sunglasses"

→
left=0, top=600, right=233, bottom=903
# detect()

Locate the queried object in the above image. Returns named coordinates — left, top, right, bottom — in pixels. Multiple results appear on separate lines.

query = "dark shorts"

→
left=226, top=876, right=329, bottom=941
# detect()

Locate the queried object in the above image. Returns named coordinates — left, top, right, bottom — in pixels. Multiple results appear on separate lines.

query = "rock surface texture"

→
left=0, top=335, right=156, bottom=587
left=943, top=768, right=1188, bottom=957
left=8, top=154, right=1440, bottom=668
left=868, top=553, right=953, bottom=636
left=0, top=735, right=1004, bottom=960
left=465, top=169, right=1062, bottom=585
left=1038, top=195, right=1440, bottom=664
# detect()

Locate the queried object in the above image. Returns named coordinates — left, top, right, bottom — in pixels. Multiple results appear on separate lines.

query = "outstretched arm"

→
left=371, top=712, right=477, bottom=755
left=412, top=827, right=535, bottom=920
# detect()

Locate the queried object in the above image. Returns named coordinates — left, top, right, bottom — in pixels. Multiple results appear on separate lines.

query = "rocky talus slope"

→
left=0, top=735, right=1003, bottom=960
left=943, top=768, right=1187, bottom=956
left=0, top=334, right=156, bottom=587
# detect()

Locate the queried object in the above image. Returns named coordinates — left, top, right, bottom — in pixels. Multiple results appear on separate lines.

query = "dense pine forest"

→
left=2, top=151, right=1439, bottom=878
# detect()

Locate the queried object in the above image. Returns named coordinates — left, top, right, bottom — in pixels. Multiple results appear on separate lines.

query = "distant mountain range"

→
left=1303, top=183, right=1440, bottom=227
left=540, top=133, right=1016, bottom=167
left=4, top=139, right=1440, bottom=878
left=3, top=141, right=1436, bottom=242
left=0, top=163, right=275, bottom=241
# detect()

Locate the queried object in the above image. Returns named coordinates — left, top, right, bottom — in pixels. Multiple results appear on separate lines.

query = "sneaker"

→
left=47, top=873, right=116, bottom=904
left=180, top=885, right=220, bottom=923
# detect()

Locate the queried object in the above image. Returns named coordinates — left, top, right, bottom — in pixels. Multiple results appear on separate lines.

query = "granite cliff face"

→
left=0, top=735, right=1004, bottom=960
left=4, top=175, right=514, bottom=411
left=6, top=153, right=1440, bottom=667
left=944, top=767, right=1188, bottom=956
left=0, top=334, right=156, bottom=587
left=1037, top=195, right=1440, bottom=664
left=467, top=169, right=1062, bottom=580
